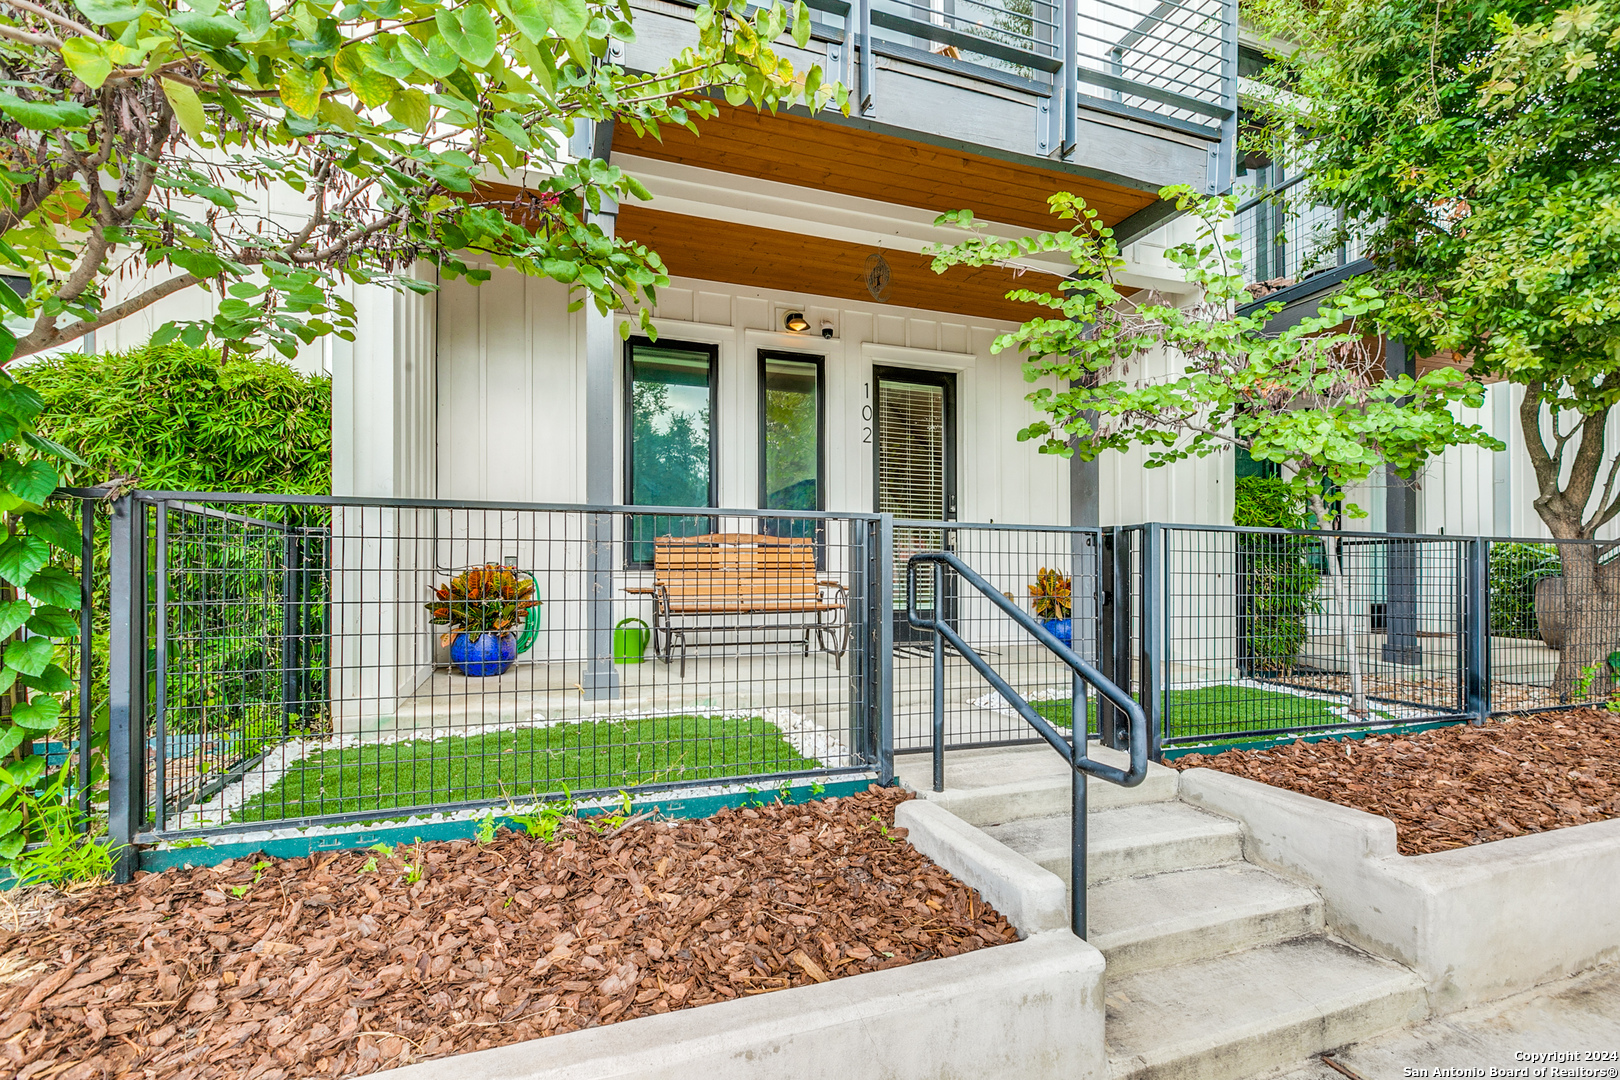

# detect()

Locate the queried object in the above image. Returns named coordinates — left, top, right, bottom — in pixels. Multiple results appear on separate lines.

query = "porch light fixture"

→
left=783, top=311, right=810, bottom=333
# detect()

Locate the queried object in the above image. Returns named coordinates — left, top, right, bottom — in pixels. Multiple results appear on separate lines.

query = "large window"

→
left=759, top=351, right=823, bottom=539
left=625, top=338, right=716, bottom=563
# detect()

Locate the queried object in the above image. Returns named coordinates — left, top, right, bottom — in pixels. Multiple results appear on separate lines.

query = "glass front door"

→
left=873, top=367, right=956, bottom=642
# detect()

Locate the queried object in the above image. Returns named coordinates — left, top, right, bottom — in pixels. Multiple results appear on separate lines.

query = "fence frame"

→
left=91, top=491, right=1612, bottom=878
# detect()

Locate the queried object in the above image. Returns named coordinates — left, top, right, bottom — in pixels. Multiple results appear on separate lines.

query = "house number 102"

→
left=862, top=382, right=872, bottom=443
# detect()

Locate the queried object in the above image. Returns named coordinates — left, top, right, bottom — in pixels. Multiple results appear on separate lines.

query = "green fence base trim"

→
left=136, top=779, right=876, bottom=875
left=1161, top=718, right=1467, bottom=760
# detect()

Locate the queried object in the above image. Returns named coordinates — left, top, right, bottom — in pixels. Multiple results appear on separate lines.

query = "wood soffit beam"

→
left=616, top=205, right=1060, bottom=324
left=611, top=106, right=1161, bottom=232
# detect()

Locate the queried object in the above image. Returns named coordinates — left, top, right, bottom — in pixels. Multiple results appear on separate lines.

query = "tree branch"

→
left=9, top=272, right=198, bottom=360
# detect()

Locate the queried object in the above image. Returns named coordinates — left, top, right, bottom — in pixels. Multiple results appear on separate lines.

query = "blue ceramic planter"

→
left=1042, top=617, right=1073, bottom=647
left=450, top=632, right=517, bottom=677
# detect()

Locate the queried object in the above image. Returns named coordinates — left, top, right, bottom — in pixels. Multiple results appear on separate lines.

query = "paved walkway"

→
left=1267, top=962, right=1620, bottom=1079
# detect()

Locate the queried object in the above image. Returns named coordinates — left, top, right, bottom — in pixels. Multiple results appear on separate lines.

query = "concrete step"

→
left=897, top=744, right=1180, bottom=825
left=1089, top=863, right=1324, bottom=977
left=1105, top=936, right=1428, bottom=1080
left=980, top=802, right=1244, bottom=885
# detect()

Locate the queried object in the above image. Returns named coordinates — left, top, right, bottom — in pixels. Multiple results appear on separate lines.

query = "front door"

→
left=872, top=367, right=957, bottom=642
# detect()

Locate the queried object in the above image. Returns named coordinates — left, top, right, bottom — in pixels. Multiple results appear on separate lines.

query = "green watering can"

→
left=614, top=617, right=651, bottom=664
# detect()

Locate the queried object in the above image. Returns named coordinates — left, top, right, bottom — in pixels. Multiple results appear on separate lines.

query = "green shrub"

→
left=1234, top=476, right=1309, bottom=529
left=21, top=340, right=330, bottom=493
left=1489, top=542, right=1559, bottom=639
left=1234, top=476, right=1322, bottom=672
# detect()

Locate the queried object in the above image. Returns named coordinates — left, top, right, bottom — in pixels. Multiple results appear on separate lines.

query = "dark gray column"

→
left=578, top=119, right=621, bottom=699
left=1382, top=337, right=1423, bottom=665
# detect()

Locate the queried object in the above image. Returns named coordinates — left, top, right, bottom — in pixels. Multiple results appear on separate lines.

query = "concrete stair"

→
left=898, top=746, right=1427, bottom=1080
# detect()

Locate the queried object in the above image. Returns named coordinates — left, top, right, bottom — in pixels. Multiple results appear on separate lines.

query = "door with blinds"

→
left=872, top=368, right=956, bottom=642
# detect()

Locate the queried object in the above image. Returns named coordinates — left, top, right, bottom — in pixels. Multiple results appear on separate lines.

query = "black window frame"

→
left=623, top=335, right=720, bottom=568
left=756, top=348, right=827, bottom=514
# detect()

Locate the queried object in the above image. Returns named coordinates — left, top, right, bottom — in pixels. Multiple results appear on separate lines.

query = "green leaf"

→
left=27, top=609, right=80, bottom=638
left=537, top=0, right=587, bottom=40
left=62, top=37, right=115, bottom=89
left=22, top=510, right=81, bottom=553
left=279, top=64, right=327, bottom=118
left=0, top=726, right=24, bottom=762
left=0, top=535, right=49, bottom=587
left=21, top=568, right=82, bottom=610
left=0, top=600, right=29, bottom=639
left=437, top=5, right=497, bottom=67
left=170, top=10, right=243, bottom=47
left=160, top=78, right=208, bottom=142
left=0, top=811, right=20, bottom=842
left=386, top=87, right=430, bottom=132
left=2, top=459, right=58, bottom=505
left=21, top=665, right=74, bottom=694
left=5, top=636, right=55, bottom=678
left=498, top=0, right=552, bottom=43
left=0, top=834, right=23, bottom=861
left=0, top=94, right=92, bottom=131
left=10, top=695, right=62, bottom=731
left=72, top=0, right=144, bottom=25
left=20, top=432, right=86, bottom=467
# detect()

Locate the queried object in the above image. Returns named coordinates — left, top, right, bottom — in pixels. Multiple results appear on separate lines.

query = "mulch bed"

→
left=0, top=788, right=1017, bottom=1080
left=1171, top=709, right=1620, bottom=855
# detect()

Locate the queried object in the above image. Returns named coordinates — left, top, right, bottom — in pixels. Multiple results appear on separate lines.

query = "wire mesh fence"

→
left=892, top=522, right=1101, bottom=753
left=1146, top=525, right=1473, bottom=747
left=116, top=495, right=881, bottom=839
left=94, top=491, right=1620, bottom=848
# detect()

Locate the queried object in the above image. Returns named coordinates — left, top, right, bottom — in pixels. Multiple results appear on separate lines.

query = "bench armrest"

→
left=624, top=587, right=657, bottom=595
left=815, top=580, right=845, bottom=589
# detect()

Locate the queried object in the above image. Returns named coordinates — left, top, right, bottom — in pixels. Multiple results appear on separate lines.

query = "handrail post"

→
left=1072, top=668, right=1087, bottom=938
left=932, top=561, right=945, bottom=792
left=856, top=0, right=874, bottom=115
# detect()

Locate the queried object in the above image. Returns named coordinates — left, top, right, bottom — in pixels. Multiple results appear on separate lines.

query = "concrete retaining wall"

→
left=377, top=930, right=1107, bottom=1080
left=1180, top=768, right=1620, bottom=1012
left=895, top=797, right=1070, bottom=935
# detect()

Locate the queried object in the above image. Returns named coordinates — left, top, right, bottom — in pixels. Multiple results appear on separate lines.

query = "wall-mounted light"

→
left=784, top=311, right=810, bottom=333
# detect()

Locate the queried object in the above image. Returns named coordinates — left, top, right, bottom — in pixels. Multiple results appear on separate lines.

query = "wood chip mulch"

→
left=0, top=788, right=1017, bottom=1080
left=1171, top=709, right=1620, bottom=855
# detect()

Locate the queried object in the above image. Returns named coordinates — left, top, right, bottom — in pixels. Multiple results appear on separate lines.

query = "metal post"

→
left=856, top=0, right=874, bottom=115
left=76, top=496, right=94, bottom=831
left=1141, top=523, right=1165, bottom=761
left=1210, top=0, right=1238, bottom=194
left=153, top=502, right=168, bottom=831
left=281, top=512, right=300, bottom=738
left=1383, top=343, right=1423, bottom=667
left=1466, top=538, right=1491, bottom=723
left=582, top=204, right=620, bottom=701
left=1071, top=698, right=1088, bottom=939
left=877, top=513, right=895, bottom=785
left=1060, top=0, right=1077, bottom=156
left=1098, top=528, right=1119, bottom=749
left=107, top=495, right=145, bottom=882
left=932, top=561, right=945, bottom=793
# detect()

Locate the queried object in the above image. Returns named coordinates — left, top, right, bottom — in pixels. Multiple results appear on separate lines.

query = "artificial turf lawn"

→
left=230, top=715, right=819, bottom=823
left=1035, top=684, right=1389, bottom=742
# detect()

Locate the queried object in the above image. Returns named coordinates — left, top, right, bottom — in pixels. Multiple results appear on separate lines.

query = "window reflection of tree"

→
left=631, top=379, right=710, bottom=506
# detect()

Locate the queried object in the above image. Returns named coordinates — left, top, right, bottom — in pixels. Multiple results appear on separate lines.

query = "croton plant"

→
left=427, top=564, right=538, bottom=644
left=1028, top=567, right=1072, bottom=621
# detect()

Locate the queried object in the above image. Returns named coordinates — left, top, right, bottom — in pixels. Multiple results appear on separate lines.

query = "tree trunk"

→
left=1550, top=542, right=1620, bottom=702
left=1311, top=496, right=1367, bottom=716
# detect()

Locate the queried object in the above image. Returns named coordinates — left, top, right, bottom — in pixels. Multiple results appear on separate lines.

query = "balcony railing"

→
left=1234, top=172, right=1368, bottom=293
left=792, top=0, right=1237, bottom=147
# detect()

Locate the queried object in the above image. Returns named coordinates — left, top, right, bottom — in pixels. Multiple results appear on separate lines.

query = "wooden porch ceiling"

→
left=615, top=205, right=1061, bottom=324
left=612, top=106, right=1160, bottom=232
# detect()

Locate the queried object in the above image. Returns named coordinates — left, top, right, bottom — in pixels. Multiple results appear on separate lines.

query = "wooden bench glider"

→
left=625, top=533, right=848, bottom=676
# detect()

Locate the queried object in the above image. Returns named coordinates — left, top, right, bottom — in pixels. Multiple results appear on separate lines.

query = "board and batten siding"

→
left=433, top=266, right=1234, bottom=529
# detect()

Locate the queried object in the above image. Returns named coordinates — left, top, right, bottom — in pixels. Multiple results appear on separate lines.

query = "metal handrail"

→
left=906, top=550, right=1147, bottom=939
